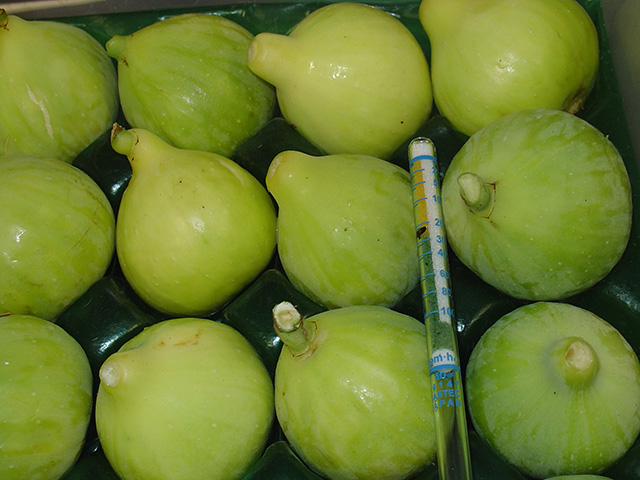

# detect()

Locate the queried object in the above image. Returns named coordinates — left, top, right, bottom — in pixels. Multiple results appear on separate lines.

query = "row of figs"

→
left=1, top=1, right=639, bottom=480
left=0, top=0, right=626, bottom=318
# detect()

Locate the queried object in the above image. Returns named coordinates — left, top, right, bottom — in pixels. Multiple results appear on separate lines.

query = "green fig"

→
left=466, top=302, right=640, bottom=477
left=419, top=0, right=599, bottom=136
left=106, top=13, right=276, bottom=158
left=441, top=109, right=632, bottom=301
left=96, top=317, right=274, bottom=480
left=266, top=150, right=419, bottom=309
left=0, top=9, right=118, bottom=162
left=0, top=314, right=93, bottom=480
left=0, top=154, right=115, bottom=321
left=111, top=125, right=276, bottom=317
left=248, top=2, right=432, bottom=159
left=272, top=302, right=436, bottom=480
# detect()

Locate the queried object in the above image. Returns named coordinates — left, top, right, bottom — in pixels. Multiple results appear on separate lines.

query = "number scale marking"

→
left=409, top=137, right=472, bottom=480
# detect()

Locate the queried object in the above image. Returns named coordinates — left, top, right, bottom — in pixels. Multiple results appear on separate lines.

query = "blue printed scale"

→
left=408, top=138, right=472, bottom=480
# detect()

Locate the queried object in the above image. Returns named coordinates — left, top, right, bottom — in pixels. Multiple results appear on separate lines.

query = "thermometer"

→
left=408, top=137, right=472, bottom=480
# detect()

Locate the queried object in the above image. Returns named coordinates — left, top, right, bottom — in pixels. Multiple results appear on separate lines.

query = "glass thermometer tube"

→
left=408, top=137, right=472, bottom=480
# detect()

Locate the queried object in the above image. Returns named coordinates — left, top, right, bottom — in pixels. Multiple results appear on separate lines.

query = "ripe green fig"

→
left=106, top=13, right=276, bottom=158
left=0, top=154, right=115, bottom=320
left=0, top=9, right=118, bottom=162
left=266, top=150, right=418, bottom=308
left=95, top=317, right=274, bottom=480
left=466, top=302, right=640, bottom=478
left=419, top=0, right=599, bottom=136
left=0, top=314, right=93, bottom=480
left=112, top=125, right=276, bottom=316
left=272, top=302, right=436, bottom=480
left=248, top=2, right=432, bottom=159
left=441, top=109, right=632, bottom=301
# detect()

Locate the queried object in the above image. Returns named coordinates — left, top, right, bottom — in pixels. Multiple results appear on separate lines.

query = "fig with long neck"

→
left=266, top=150, right=419, bottom=309
left=248, top=2, right=432, bottom=159
left=419, top=0, right=599, bottom=136
left=111, top=124, right=276, bottom=317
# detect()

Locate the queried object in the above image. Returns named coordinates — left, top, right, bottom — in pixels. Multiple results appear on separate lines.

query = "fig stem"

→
left=272, top=301, right=316, bottom=357
left=105, top=34, right=127, bottom=62
left=552, top=336, right=600, bottom=387
left=247, top=33, right=294, bottom=87
left=99, top=359, right=124, bottom=388
left=0, top=9, right=8, bottom=27
left=111, top=123, right=137, bottom=157
left=457, top=172, right=493, bottom=212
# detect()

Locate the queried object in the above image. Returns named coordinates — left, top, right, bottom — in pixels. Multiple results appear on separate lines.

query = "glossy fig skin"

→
left=248, top=2, right=432, bottom=159
left=95, top=317, right=274, bottom=480
left=107, top=13, right=276, bottom=158
left=266, top=150, right=419, bottom=309
left=441, top=109, right=632, bottom=301
left=466, top=302, right=640, bottom=478
left=112, top=126, right=276, bottom=317
left=420, top=0, right=599, bottom=136
left=0, top=314, right=93, bottom=480
left=274, top=305, right=436, bottom=480
left=0, top=154, right=116, bottom=321
left=0, top=10, right=118, bottom=163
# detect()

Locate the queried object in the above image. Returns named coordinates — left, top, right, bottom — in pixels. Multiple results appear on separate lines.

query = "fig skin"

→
left=441, top=109, right=632, bottom=301
left=466, top=302, right=640, bottom=478
left=0, top=314, right=93, bottom=480
left=95, top=317, right=274, bottom=480
left=112, top=125, right=276, bottom=317
left=419, top=0, right=599, bottom=136
left=266, top=150, right=419, bottom=309
left=0, top=154, right=115, bottom=321
left=248, top=2, right=432, bottom=159
left=0, top=10, right=118, bottom=163
left=106, top=13, right=276, bottom=158
left=273, top=304, right=436, bottom=480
